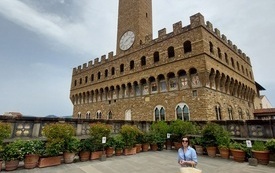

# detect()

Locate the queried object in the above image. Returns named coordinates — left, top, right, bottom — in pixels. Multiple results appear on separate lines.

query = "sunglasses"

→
left=182, top=140, right=188, bottom=143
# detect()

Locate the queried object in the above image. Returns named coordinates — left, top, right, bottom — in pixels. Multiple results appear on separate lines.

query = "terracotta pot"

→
left=219, top=148, right=230, bottom=159
left=79, top=151, right=90, bottom=161
left=124, top=147, right=137, bottom=156
left=38, top=156, right=62, bottom=168
left=142, top=143, right=149, bottom=152
left=5, top=160, right=19, bottom=171
left=174, top=142, right=182, bottom=150
left=206, top=146, right=217, bottom=157
left=24, top=154, right=39, bottom=169
left=106, top=147, right=114, bottom=157
left=150, top=144, right=158, bottom=151
left=91, top=151, right=103, bottom=160
left=63, top=152, right=75, bottom=164
left=166, top=140, right=172, bottom=150
left=115, top=149, right=123, bottom=156
left=135, top=144, right=142, bottom=153
left=252, top=150, right=270, bottom=165
left=194, top=145, right=203, bottom=155
left=230, top=149, right=246, bottom=162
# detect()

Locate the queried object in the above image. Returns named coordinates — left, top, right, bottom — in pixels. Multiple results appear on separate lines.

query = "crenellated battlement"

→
left=73, top=13, right=251, bottom=74
left=204, top=18, right=251, bottom=62
left=73, top=51, right=115, bottom=74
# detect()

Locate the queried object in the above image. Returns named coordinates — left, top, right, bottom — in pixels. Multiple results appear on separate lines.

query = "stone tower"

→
left=116, top=0, right=152, bottom=55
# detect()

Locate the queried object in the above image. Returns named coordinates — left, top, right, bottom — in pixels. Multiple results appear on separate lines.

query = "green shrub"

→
left=252, top=141, right=267, bottom=151
left=170, top=120, right=196, bottom=142
left=201, top=122, right=222, bottom=147
left=2, top=140, right=25, bottom=161
left=266, top=138, right=275, bottom=153
left=22, top=140, right=45, bottom=156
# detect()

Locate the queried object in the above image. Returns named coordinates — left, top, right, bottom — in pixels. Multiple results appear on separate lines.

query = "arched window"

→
left=77, top=112, right=81, bottom=119
left=97, top=72, right=101, bottom=80
left=111, top=67, right=115, bottom=75
left=86, top=112, right=91, bottom=119
left=74, top=80, right=77, bottom=86
left=183, top=41, right=192, bottom=53
left=141, top=56, right=146, bottom=66
left=228, top=106, right=233, bottom=120
left=130, top=60, right=134, bottom=70
left=105, top=69, right=108, bottom=78
left=231, top=58, right=235, bottom=68
left=225, top=53, right=229, bottom=64
left=175, top=103, right=190, bottom=121
left=218, top=47, right=222, bottom=59
left=168, top=46, right=175, bottom=58
left=215, top=104, right=222, bottom=120
left=85, top=76, right=88, bottom=83
left=91, top=74, right=94, bottom=82
left=120, top=64, right=124, bottom=73
left=79, top=78, right=82, bottom=84
left=238, top=108, right=243, bottom=120
left=154, top=106, right=165, bottom=121
left=108, top=111, right=112, bottom=120
left=96, top=111, right=102, bottom=119
left=154, top=51, right=159, bottom=63
left=209, top=41, right=214, bottom=53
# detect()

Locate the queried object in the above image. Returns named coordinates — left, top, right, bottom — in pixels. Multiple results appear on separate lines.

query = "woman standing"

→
left=178, top=136, right=198, bottom=167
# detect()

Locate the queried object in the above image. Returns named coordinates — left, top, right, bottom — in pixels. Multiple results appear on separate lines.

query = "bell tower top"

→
left=116, top=0, right=152, bottom=55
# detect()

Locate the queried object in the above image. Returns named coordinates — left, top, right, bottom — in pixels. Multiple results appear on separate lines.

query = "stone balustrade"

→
left=0, top=116, right=274, bottom=142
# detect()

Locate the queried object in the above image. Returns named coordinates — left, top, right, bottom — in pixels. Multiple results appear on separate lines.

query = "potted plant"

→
left=22, top=139, right=45, bottom=169
left=113, top=134, right=125, bottom=156
left=0, top=122, right=11, bottom=171
left=120, top=124, right=141, bottom=155
left=2, top=140, right=25, bottom=171
left=266, top=138, right=275, bottom=161
left=193, top=137, right=203, bottom=155
left=150, top=121, right=170, bottom=151
left=251, top=141, right=270, bottom=165
left=79, top=138, right=92, bottom=161
left=148, top=132, right=162, bottom=151
left=106, top=136, right=115, bottom=157
left=40, top=123, right=75, bottom=167
left=135, top=131, right=144, bottom=153
left=150, top=121, right=171, bottom=150
left=141, top=132, right=151, bottom=152
left=170, top=120, right=196, bottom=150
left=201, top=122, right=221, bottom=157
left=89, top=122, right=112, bottom=160
left=216, top=127, right=231, bottom=159
left=63, top=137, right=80, bottom=163
left=229, top=141, right=247, bottom=162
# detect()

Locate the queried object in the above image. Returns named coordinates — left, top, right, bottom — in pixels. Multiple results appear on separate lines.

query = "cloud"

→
left=0, top=0, right=116, bottom=57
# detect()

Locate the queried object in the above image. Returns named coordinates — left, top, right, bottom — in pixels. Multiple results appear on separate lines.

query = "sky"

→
left=0, top=0, right=274, bottom=117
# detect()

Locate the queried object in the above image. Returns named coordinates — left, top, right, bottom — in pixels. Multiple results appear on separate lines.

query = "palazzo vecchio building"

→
left=70, top=0, right=257, bottom=121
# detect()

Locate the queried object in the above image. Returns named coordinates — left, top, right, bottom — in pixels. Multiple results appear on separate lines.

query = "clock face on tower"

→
left=119, top=30, right=135, bottom=50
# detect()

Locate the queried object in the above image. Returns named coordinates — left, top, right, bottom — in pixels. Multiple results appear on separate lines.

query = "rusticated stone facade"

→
left=70, top=1, right=256, bottom=121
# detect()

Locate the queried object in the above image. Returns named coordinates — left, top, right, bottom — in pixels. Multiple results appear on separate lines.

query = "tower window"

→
left=111, top=67, right=115, bottom=75
left=130, top=60, right=135, bottom=70
left=183, top=41, right=192, bottom=53
left=97, top=72, right=101, bottom=80
left=153, top=52, right=159, bottom=63
left=209, top=41, right=214, bottom=53
left=141, top=56, right=146, bottom=66
left=168, top=46, right=175, bottom=58
left=120, top=64, right=124, bottom=73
